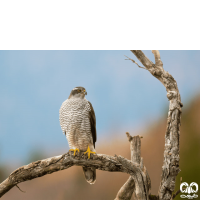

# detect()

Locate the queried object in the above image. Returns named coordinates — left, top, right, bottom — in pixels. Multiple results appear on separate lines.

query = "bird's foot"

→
left=84, top=146, right=96, bottom=159
left=69, top=148, right=80, bottom=156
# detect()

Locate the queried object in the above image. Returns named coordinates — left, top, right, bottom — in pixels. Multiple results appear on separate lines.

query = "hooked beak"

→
left=83, top=90, right=87, bottom=95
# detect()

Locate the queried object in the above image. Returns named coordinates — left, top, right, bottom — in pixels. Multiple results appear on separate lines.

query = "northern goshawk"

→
left=59, top=86, right=97, bottom=184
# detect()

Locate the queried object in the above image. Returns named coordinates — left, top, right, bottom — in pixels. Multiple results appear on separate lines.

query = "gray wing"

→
left=88, top=101, right=97, bottom=148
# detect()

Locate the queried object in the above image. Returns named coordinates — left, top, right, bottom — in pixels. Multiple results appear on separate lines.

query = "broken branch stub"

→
left=115, top=133, right=151, bottom=200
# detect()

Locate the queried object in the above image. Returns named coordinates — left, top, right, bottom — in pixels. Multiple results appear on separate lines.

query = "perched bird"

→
left=59, top=86, right=97, bottom=184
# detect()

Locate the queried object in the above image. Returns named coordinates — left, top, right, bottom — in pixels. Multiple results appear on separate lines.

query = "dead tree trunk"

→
left=0, top=50, right=182, bottom=200
left=125, top=50, right=182, bottom=199
left=115, top=133, right=151, bottom=200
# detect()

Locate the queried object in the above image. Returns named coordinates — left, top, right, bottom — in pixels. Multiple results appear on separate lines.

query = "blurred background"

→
left=0, top=50, right=200, bottom=200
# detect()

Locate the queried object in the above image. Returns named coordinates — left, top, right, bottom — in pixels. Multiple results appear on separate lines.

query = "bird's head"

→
left=68, top=86, right=87, bottom=99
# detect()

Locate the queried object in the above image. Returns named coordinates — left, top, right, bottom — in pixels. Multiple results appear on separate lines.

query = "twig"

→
left=15, top=184, right=26, bottom=193
left=126, top=132, right=133, bottom=141
left=124, top=55, right=147, bottom=70
left=172, top=189, right=181, bottom=199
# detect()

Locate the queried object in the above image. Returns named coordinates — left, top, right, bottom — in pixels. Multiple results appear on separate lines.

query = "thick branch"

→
left=130, top=50, right=154, bottom=69
left=115, top=133, right=150, bottom=200
left=130, top=50, right=182, bottom=200
left=0, top=151, right=146, bottom=198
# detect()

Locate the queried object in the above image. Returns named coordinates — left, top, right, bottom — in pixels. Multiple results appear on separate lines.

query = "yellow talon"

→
left=84, top=146, right=96, bottom=159
left=69, top=148, right=80, bottom=156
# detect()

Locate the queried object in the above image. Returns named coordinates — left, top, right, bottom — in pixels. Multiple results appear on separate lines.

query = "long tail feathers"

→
left=82, top=167, right=96, bottom=184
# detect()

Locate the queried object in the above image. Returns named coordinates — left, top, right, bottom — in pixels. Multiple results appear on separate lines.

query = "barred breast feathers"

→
left=59, top=98, right=91, bottom=132
left=59, top=98, right=93, bottom=150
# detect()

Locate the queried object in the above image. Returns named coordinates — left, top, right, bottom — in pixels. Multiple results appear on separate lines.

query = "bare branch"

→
left=130, top=135, right=141, bottom=164
left=0, top=151, right=146, bottom=198
left=115, top=133, right=150, bottom=200
left=124, top=55, right=147, bottom=70
left=15, top=184, right=26, bottom=193
left=172, top=190, right=181, bottom=199
left=115, top=177, right=135, bottom=200
left=130, top=50, right=182, bottom=200
left=130, top=50, right=154, bottom=69
left=151, top=50, right=163, bottom=67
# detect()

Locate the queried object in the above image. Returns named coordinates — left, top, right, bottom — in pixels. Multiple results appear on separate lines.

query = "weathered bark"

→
left=115, top=133, right=151, bottom=200
left=130, top=50, right=182, bottom=200
left=0, top=151, right=147, bottom=198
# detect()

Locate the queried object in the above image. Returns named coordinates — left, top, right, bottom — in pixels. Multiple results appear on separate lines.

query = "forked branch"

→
left=130, top=50, right=182, bottom=200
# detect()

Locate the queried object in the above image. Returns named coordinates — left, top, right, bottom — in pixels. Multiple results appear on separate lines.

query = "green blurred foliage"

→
left=174, top=95, right=200, bottom=199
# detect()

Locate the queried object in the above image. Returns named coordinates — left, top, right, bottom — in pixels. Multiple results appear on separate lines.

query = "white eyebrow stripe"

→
left=73, top=88, right=78, bottom=90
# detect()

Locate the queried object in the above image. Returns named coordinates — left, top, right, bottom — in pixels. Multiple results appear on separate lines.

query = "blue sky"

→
left=0, top=50, right=200, bottom=164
